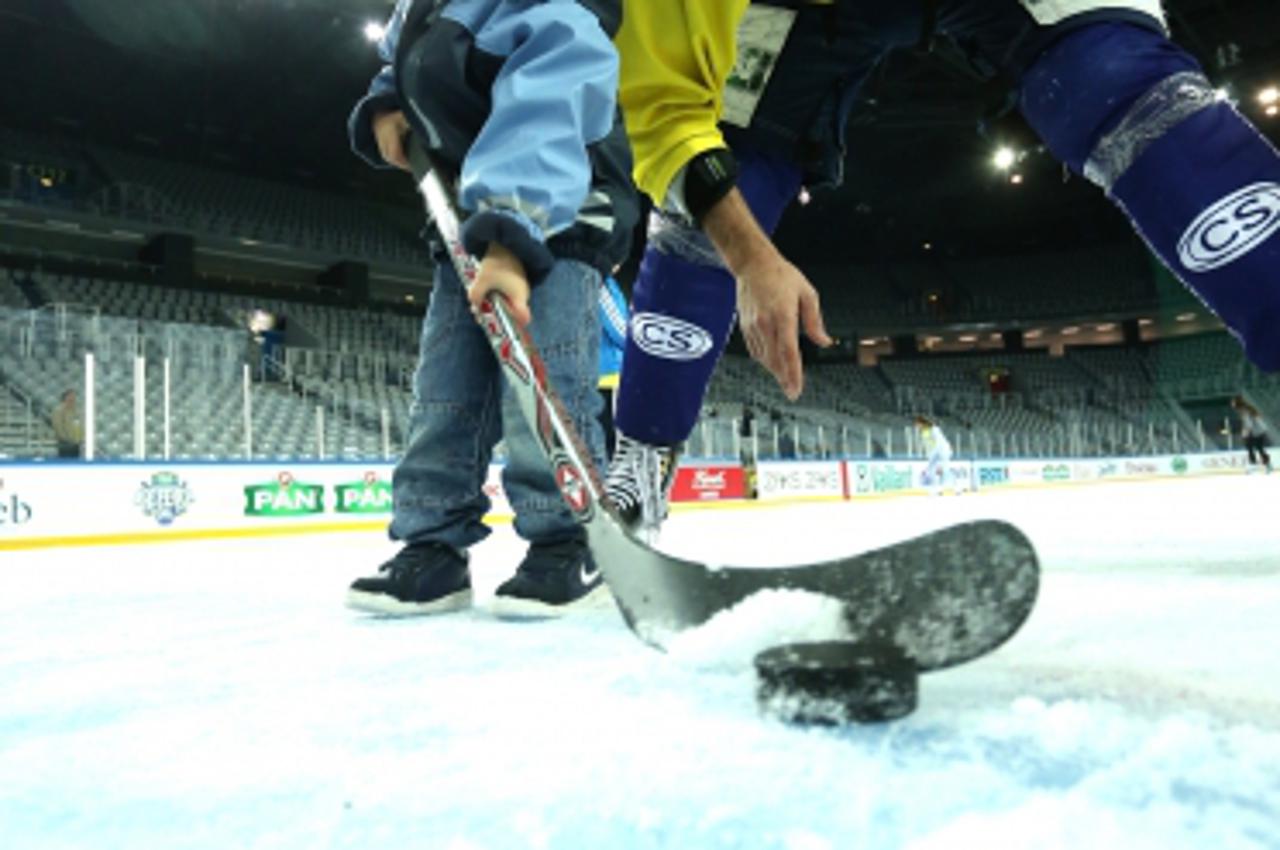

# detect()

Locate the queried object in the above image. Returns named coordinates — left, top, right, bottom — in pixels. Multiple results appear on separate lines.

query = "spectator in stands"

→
left=597, top=274, right=628, bottom=460
left=51, top=389, right=83, bottom=459
left=1231, top=396, right=1272, bottom=474
left=343, top=0, right=637, bottom=618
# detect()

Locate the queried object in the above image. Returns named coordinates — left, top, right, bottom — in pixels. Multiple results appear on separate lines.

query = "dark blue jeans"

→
left=389, top=253, right=605, bottom=551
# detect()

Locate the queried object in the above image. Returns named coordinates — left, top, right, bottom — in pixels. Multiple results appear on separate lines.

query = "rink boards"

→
left=0, top=450, right=1254, bottom=549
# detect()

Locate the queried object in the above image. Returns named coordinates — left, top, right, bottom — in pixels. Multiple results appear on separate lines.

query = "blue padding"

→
left=615, top=250, right=736, bottom=445
left=1020, top=23, right=1280, bottom=370
left=615, top=148, right=804, bottom=445
left=1020, top=23, right=1200, bottom=175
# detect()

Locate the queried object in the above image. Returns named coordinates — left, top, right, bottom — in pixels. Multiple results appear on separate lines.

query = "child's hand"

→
left=469, top=242, right=532, bottom=327
left=372, top=110, right=411, bottom=171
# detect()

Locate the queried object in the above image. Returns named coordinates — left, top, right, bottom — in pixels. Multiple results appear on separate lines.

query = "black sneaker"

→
left=346, top=541, right=471, bottom=615
left=490, top=537, right=608, bottom=619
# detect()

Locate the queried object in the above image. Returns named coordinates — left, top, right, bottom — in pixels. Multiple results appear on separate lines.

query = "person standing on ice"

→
left=914, top=416, right=962, bottom=496
left=1231, top=396, right=1273, bottom=474
left=344, top=0, right=638, bottom=617
left=604, top=0, right=1280, bottom=535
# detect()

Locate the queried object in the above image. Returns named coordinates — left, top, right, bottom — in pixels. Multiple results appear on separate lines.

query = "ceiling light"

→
left=363, top=21, right=386, bottom=42
left=1062, top=326, right=1080, bottom=335
left=1176, top=312, right=1196, bottom=322
left=1213, top=87, right=1231, bottom=102
left=1010, top=173, right=1024, bottom=185
left=1138, top=318, right=1154, bottom=326
left=958, top=335, right=977, bottom=343
left=993, top=147, right=1016, bottom=170
left=860, top=338, right=879, bottom=347
left=1260, top=86, right=1279, bottom=106
left=1024, top=329, right=1043, bottom=339
left=1267, top=105, right=1279, bottom=118
left=1095, top=323, right=1116, bottom=332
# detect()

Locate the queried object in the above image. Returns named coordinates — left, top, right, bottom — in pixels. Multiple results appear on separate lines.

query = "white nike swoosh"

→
left=579, top=561, right=601, bottom=585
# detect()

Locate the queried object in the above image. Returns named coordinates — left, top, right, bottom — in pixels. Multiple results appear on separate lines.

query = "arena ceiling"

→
left=1, top=0, right=1277, bottom=267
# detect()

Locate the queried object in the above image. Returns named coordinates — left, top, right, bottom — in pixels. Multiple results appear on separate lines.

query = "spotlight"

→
left=1259, top=86, right=1279, bottom=106
left=993, top=147, right=1017, bottom=170
left=363, top=21, right=386, bottom=42
left=1267, top=105, right=1279, bottom=118
left=1010, top=173, right=1024, bottom=185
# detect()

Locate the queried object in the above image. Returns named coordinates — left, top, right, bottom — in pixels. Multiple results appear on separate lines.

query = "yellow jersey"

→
left=614, top=0, right=749, bottom=203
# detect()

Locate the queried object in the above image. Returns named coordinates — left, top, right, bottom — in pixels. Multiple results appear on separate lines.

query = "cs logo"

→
left=1178, top=182, right=1280, bottom=272
left=630, top=313, right=714, bottom=361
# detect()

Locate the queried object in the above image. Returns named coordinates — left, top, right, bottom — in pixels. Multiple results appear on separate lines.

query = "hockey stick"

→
left=407, top=145, right=1039, bottom=665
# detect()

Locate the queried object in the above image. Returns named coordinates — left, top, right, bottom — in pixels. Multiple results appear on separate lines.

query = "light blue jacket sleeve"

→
left=455, top=0, right=619, bottom=280
left=348, top=0, right=412, bottom=169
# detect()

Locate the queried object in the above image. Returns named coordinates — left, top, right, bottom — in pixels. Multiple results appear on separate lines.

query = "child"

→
left=344, top=0, right=638, bottom=618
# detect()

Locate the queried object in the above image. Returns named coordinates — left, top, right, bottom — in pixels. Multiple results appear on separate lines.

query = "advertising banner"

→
left=0, top=463, right=409, bottom=545
left=974, top=463, right=1011, bottom=489
left=755, top=461, right=845, bottom=501
left=849, top=461, right=920, bottom=496
left=670, top=465, right=746, bottom=502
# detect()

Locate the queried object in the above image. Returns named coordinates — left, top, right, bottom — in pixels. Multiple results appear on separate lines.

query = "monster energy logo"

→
left=244, top=472, right=324, bottom=517
left=334, top=472, right=392, bottom=515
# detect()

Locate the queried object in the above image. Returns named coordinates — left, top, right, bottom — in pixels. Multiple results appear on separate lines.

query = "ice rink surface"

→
left=2, top=474, right=1278, bottom=850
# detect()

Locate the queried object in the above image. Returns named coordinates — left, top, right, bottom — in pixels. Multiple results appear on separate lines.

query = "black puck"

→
left=754, top=640, right=919, bottom=725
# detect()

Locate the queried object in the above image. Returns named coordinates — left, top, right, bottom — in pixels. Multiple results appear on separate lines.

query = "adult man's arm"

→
left=616, top=0, right=831, bottom=400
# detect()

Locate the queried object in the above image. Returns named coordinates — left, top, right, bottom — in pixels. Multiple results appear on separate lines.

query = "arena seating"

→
left=3, top=135, right=1277, bottom=463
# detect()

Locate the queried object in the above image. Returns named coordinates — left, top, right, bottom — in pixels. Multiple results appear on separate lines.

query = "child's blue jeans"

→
left=389, top=251, right=605, bottom=550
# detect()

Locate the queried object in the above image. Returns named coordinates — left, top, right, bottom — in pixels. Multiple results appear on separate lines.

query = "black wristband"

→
left=684, top=147, right=739, bottom=225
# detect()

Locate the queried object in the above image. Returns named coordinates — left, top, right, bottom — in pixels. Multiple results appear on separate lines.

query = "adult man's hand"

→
left=703, top=189, right=832, bottom=400
left=735, top=250, right=830, bottom=401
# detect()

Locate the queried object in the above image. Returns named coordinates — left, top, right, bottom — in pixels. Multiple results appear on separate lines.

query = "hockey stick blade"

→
left=408, top=145, right=1039, bottom=668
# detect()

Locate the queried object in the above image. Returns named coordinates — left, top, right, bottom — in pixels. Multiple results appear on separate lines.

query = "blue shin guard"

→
left=615, top=250, right=736, bottom=446
left=615, top=148, right=803, bottom=445
left=1021, top=22, right=1280, bottom=370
